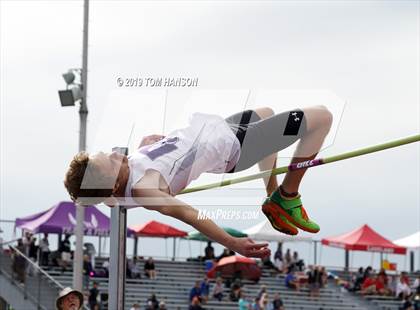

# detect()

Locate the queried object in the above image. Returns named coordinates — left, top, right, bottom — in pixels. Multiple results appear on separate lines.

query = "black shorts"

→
left=225, top=109, right=307, bottom=173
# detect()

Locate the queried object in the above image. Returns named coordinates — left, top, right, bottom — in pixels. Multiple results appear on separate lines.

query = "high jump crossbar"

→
left=179, top=134, right=420, bottom=194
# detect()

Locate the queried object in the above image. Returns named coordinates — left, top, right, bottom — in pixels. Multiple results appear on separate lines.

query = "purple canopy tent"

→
left=15, top=201, right=134, bottom=237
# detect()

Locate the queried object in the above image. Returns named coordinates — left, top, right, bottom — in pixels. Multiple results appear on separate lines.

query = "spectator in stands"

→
left=28, top=236, right=38, bottom=276
left=200, top=277, right=210, bottom=303
left=83, top=254, right=93, bottom=290
left=129, top=256, right=142, bottom=279
left=396, top=273, right=412, bottom=300
left=189, top=296, right=205, bottom=310
left=217, top=248, right=235, bottom=261
left=59, top=234, right=72, bottom=273
left=375, top=274, right=391, bottom=296
left=22, top=232, right=32, bottom=256
left=378, top=268, right=389, bottom=286
left=102, top=258, right=109, bottom=277
left=262, top=255, right=280, bottom=273
left=190, top=281, right=202, bottom=302
left=361, top=273, right=377, bottom=295
left=363, top=266, right=373, bottom=279
left=84, top=242, right=96, bottom=268
left=350, top=267, right=365, bottom=292
left=401, top=295, right=414, bottom=310
left=307, top=265, right=321, bottom=298
left=272, top=293, right=284, bottom=310
left=291, top=251, right=305, bottom=271
left=259, top=292, right=273, bottom=310
left=238, top=290, right=251, bottom=310
left=274, top=243, right=284, bottom=273
left=158, top=301, right=167, bottom=310
left=144, top=257, right=157, bottom=279
left=55, top=287, right=83, bottom=310
left=39, top=233, right=50, bottom=267
left=12, top=239, right=27, bottom=285
left=285, top=270, right=300, bottom=291
left=212, top=277, right=224, bottom=301
left=256, top=285, right=267, bottom=302
left=283, top=249, right=292, bottom=269
left=319, top=266, right=328, bottom=287
left=129, top=303, right=141, bottom=310
left=146, top=293, right=159, bottom=310
left=88, top=281, right=99, bottom=309
left=204, top=241, right=215, bottom=260
left=230, top=283, right=242, bottom=302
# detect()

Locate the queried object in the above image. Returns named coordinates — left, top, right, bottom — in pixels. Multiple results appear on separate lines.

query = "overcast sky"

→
left=1, top=0, right=419, bottom=270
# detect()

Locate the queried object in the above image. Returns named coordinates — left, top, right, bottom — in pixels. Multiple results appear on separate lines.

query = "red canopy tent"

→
left=321, top=224, right=406, bottom=269
left=130, top=220, right=187, bottom=238
left=129, top=221, right=187, bottom=259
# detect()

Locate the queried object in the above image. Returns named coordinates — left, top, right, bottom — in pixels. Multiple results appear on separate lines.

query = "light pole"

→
left=58, top=0, right=89, bottom=291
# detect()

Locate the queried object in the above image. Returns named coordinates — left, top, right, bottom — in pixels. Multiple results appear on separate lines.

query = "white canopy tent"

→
left=394, top=231, right=420, bottom=249
left=244, top=220, right=312, bottom=243
left=393, top=231, right=420, bottom=272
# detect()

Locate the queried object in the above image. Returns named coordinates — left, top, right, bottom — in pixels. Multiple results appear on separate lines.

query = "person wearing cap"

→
left=56, top=287, right=83, bottom=310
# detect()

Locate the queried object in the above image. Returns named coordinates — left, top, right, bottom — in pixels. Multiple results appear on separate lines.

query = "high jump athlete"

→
left=64, top=106, right=332, bottom=258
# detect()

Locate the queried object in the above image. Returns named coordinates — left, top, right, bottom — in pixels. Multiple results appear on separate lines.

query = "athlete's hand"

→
left=138, top=134, right=165, bottom=148
left=229, top=237, right=270, bottom=258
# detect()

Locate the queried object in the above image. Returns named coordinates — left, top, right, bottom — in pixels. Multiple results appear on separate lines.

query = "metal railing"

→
left=0, top=241, right=64, bottom=310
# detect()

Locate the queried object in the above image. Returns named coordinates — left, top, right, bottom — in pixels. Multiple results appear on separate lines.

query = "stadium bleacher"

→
left=46, top=257, right=368, bottom=310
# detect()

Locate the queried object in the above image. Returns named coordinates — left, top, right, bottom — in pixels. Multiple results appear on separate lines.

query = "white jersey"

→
left=124, top=113, right=241, bottom=197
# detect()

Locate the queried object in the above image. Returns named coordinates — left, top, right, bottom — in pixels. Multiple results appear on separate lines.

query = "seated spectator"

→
left=212, top=277, right=224, bottom=301
left=291, top=251, right=305, bottom=271
left=375, top=274, right=391, bottom=296
left=229, top=284, right=241, bottom=302
left=285, top=270, right=300, bottom=291
left=158, top=301, right=167, bottom=310
left=238, top=290, right=251, bottom=310
left=262, top=255, right=280, bottom=273
left=272, top=293, right=284, bottom=310
left=88, top=281, right=99, bottom=309
left=189, top=296, right=205, bottom=310
left=396, top=273, right=412, bottom=300
left=146, top=293, right=159, bottom=310
left=401, top=295, right=413, bottom=310
left=217, top=248, right=234, bottom=261
left=39, top=233, right=50, bottom=267
left=361, top=274, right=377, bottom=295
left=274, top=243, right=284, bottom=273
left=144, top=257, right=157, bottom=279
left=200, top=277, right=210, bottom=303
left=102, top=258, right=109, bottom=277
left=259, top=292, right=272, bottom=310
left=190, top=281, right=202, bottom=302
left=307, top=265, right=321, bottom=298
left=351, top=267, right=365, bottom=292
left=256, top=285, right=267, bottom=302
left=319, top=266, right=327, bottom=287
left=204, top=241, right=215, bottom=260
left=129, top=256, right=142, bottom=279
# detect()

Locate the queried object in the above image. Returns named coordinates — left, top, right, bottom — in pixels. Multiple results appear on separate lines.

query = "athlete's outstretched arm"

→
left=132, top=188, right=270, bottom=259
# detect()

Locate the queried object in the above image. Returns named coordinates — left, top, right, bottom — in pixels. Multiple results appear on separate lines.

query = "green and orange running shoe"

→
left=262, top=198, right=298, bottom=235
left=267, top=190, right=320, bottom=234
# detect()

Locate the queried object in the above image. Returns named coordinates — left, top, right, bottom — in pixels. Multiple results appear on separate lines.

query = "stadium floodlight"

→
left=58, top=69, right=83, bottom=107
left=62, top=71, right=76, bottom=85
